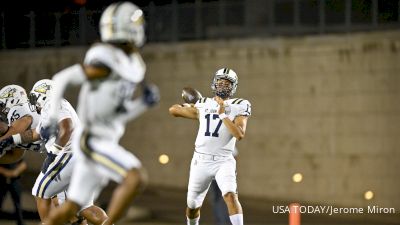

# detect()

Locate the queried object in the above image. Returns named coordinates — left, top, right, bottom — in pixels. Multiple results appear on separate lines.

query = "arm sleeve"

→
left=84, top=45, right=146, bottom=83
left=48, top=64, right=86, bottom=120
left=118, top=98, right=148, bottom=123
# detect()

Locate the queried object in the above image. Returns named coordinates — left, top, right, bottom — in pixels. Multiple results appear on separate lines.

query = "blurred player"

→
left=169, top=68, right=251, bottom=225
left=43, top=2, right=159, bottom=225
left=0, top=79, right=108, bottom=225
left=0, top=85, right=42, bottom=164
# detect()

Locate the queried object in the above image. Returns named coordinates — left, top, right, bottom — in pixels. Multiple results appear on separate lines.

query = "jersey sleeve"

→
left=84, top=44, right=115, bottom=69
left=194, top=97, right=207, bottom=108
left=232, top=99, right=251, bottom=117
left=7, top=104, right=32, bottom=125
left=84, top=44, right=145, bottom=83
left=57, top=100, right=73, bottom=122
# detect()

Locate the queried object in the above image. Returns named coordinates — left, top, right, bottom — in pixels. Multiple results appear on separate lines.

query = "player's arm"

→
left=48, top=64, right=90, bottom=119
left=0, top=128, right=40, bottom=157
left=54, top=118, right=73, bottom=147
left=0, top=115, right=33, bottom=141
left=17, top=129, right=41, bottom=144
left=169, top=104, right=199, bottom=120
left=216, top=97, right=248, bottom=140
left=0, top=121, right=26, bottom=164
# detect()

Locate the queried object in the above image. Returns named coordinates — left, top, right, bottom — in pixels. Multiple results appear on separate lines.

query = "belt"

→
left=194, top=151, right=229, bottom=161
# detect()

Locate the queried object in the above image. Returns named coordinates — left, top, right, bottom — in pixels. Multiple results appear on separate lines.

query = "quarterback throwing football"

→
left=169, top=68, right=251, bottom=225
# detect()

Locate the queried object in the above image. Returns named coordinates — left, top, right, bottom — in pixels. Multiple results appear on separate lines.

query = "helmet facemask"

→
left=213, top=79, right=234, bottom=99
left=30, top=79, right=52, bottom=114
left=211, top=68, right=238, bottom=99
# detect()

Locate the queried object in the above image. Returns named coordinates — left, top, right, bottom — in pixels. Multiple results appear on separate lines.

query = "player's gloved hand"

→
left=40, top=119, right=59, bottom=142
left=143, top=83, right=160, bottom=107
left=0, top=136, right=14, bottom=156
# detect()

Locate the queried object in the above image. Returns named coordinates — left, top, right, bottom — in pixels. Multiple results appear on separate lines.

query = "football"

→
left=182, top=87, right=203, bottom=104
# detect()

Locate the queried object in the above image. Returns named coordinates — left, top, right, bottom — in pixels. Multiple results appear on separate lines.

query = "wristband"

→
left=12, top=134, right=22, bottom=145
left=219, top=113, right=228, bottom=120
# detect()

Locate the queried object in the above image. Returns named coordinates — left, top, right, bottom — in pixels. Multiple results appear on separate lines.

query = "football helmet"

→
left=0, top=85, right=28, bottom=114
left=30, top=79, right=53, bottom=113
left=211, top=68, right=238, bottom=99
left=100, top=2, right=146, bottom=47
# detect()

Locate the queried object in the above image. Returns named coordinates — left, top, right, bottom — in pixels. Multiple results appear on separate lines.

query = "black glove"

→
left=39, top=122, right=58, bottom=142
left=143, top=83, right=160, bottom=107
left=0, top=136, right=14, bottom=156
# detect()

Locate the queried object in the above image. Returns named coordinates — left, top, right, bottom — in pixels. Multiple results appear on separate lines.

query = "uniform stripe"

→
left=232, top=98, right=241, bottom=104
left=237, top=99, right=244, bottom=104
left=80, top=131, right=127, bottom=177
left=36, top=153, right=72, bottom=198
left=110, top=2, right=123, bottom=34
left=40, top=155, right=72, bottom=198
left=36, top=153, right=68, bottom=196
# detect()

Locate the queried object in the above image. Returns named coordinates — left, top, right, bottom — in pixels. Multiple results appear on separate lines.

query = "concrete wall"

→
left=1, top=31, right=399, bottom=209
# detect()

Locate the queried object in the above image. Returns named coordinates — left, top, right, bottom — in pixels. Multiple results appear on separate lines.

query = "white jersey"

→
left=7, top=102, right=42, bottom=152
left=78, top=43, right=145, bottom=142
left=194, top=97, right=251, bottom=156
left=36, top=99, right=80, bottom=154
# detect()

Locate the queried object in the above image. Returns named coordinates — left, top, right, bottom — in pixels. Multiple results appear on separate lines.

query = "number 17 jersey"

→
left=194, top=97, right=251, bottom=156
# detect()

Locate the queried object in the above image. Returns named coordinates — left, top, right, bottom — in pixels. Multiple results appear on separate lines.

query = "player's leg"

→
left=209, top=180, right=230, bottom=225
left=35, top=197, right=52, bottom=221
left=9, top=179, right=24, bottom=225
left=103, top=167, right=147, bottom=225
left=45, top=155, right=108, bottom=225
left=215, top=158, right=243, bottom=225
left=82, top=138, right=147, bottom=225
left=186, top=157, right=214, bottom=225
left=79, top=204, right=108, bottom=225
left=32, top=152, right=73, bottom=222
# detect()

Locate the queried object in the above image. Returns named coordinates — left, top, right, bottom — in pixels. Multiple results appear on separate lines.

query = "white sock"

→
left=229, top=214, right=243, bottom=225
left=186, top=216, right=200, bottom=225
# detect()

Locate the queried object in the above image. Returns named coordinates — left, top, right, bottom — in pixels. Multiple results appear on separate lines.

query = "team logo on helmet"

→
left=0, top=87, right=18, bottom=99
left=33, top=83, right=51, bottom=94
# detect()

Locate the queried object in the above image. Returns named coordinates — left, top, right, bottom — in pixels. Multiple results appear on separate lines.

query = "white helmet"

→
left=30, top=79, right=53, bottom=112
left=0, top=85, right=28, bottom=114
left=211, top=68, right=238, bottom=98
left=100, top=2, right=146, bottom=47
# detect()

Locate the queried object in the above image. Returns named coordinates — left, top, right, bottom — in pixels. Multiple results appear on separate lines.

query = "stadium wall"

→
left=1, top=31, right=399, bottom=209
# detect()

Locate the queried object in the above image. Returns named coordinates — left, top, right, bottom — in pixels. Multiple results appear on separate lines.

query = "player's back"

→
left=194, top=97, right=251, bottom=156
left=78, top=43, right=146, bottom=141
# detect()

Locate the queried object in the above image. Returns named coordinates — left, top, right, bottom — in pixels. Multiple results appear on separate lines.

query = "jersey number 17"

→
left=204, top=114, right=222, bottom=137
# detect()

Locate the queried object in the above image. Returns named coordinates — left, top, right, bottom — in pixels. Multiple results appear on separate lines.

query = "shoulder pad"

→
left=230, top=98, right=248, bottom=105
left=231, top=98, right=251, bottom=117
left=84, top=44, right=115, bottom=68
left=196, top=97, right=208, bottom=104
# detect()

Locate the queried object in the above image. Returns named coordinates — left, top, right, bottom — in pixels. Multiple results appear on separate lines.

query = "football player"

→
left=0, top=79, right=108, bottom=225
left=0, top=85, right=42, bottom=164
left=43, top=2, right=159, bottom=225
left=169, top=68, right=251, bottom=225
